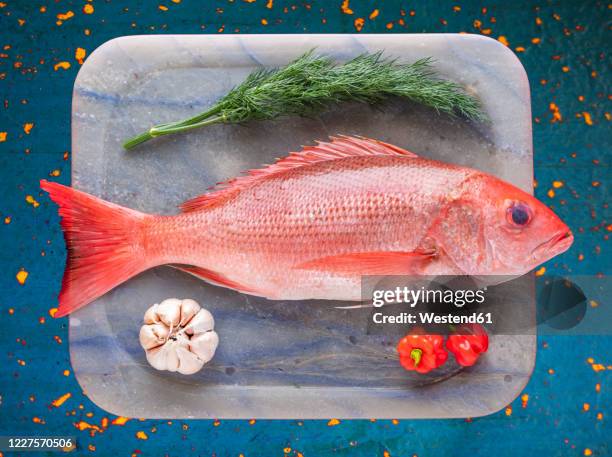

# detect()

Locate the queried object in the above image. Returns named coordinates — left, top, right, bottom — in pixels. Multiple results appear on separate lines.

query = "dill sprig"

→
left=123, top=51, right=485, bottom=150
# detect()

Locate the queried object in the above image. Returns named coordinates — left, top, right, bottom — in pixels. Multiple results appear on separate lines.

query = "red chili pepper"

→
left=446, top=323, right=489, bottom=367
left=397, top=329, right=448, bottom=374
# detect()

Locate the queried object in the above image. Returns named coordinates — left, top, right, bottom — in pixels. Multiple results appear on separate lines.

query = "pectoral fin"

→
left=295, top=250, right=436, bottom=276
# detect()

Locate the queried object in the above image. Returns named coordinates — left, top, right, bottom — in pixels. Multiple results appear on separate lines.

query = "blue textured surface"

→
left=0, top=1, right=609, bottom=456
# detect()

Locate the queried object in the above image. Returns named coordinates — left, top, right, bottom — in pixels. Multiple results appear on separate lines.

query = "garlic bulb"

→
left=139, top=298, right=219, bottom=375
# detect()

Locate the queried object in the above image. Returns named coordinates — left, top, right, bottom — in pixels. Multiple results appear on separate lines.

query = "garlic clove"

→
left=156, top=298, right=182, bottom=327
left=190, top=331, right=219, bottom=363
left=143, top=303, right=160, bottom=324
left=145, top=344, right=170, bottom=371
left=184, top=308, right=215, bottom=334
left=139, top=322, right=169, bottom=350
left=175, top=346, right=205, bottom=375
left=179, top=299, right=201, bottom=327
left=163, top=343, right=181, bottom=372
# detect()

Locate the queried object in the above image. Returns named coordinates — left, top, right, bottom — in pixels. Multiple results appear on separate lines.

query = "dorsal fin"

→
left=180, top=135, right=418, bottom=212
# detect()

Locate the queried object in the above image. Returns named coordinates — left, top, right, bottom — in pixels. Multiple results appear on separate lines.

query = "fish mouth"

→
left=532, top=230, right=574, bottom=260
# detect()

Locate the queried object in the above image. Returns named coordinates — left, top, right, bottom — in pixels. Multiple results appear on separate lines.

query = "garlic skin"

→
left=139, top=298, right=218, bottom=375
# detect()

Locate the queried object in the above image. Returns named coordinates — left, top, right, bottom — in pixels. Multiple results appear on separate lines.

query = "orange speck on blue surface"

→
left=75, top=421, right=102, bottom=432
left=16, top=269, right=28, bottom=285
left=52, top=392, right=72, bottom=407
left=521, top=394, right=529, bottom=408
left=354, top=17, right=364, bottom=31
left=53, top=61, right=71, bottom=71
left=582, top=112, right=593, bottom=125
left=75, top=48, right=86, bottom=64
left=111, top=416, right=130, bottom=426
left=549, top=102, right=562, bottom=122
left=26, top=195, right=40, bottom=208
left=56, top=11, right=75, bottom=21
left=341, top=0, right=353, bottom=15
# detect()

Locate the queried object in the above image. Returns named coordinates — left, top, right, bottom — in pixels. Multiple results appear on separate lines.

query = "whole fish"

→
left=41, top=136, right=573, bottom=317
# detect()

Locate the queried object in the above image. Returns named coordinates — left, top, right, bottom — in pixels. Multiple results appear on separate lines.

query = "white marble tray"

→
left=69, top=34, right=535, bottom=418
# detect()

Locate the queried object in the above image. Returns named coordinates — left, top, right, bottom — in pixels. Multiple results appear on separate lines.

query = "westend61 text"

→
left=372, top=312, right=493, bottom=325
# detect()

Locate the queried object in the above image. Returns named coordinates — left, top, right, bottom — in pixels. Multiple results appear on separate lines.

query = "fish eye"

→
left=506, top=201, right=532, bottom=227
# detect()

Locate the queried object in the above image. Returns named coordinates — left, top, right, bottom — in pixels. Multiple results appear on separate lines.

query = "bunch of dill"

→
left=124, top=51, right=485, bottom=150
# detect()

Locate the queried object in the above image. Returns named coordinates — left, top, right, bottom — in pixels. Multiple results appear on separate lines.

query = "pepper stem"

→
left=410, top=348, right=423, bottom=367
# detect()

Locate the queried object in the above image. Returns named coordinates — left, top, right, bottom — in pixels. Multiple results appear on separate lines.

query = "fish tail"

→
left=41, top=180, right=152, bottom=317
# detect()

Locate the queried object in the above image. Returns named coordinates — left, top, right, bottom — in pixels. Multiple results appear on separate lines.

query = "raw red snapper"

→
left=41, top=136, right=573, bottom=317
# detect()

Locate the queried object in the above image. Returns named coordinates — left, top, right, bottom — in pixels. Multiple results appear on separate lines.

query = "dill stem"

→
left=123, top=105, right=224, bottom=150
left=150, top=116, right=225, bottom=136
left=123, top=131, right=155, bottom=150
